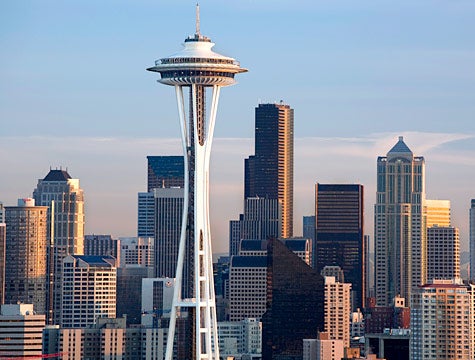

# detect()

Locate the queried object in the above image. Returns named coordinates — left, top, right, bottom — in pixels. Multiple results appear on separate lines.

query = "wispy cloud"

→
left=1, top=132, right=474, bottom=253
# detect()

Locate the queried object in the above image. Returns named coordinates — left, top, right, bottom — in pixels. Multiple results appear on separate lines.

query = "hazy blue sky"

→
left=1, top=1, right=474, bottom=256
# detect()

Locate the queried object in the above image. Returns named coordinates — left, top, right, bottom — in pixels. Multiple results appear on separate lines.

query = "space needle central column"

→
left=147, top=6, right=247, bottom=360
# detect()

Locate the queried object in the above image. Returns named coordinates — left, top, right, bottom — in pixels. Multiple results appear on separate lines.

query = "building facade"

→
left=153, top=187, right=184, bottom=278
left=84, top=234, right=118, bottom=259
left=0, top=304, right=45, bottom=358
left=324, top=276, right=351, bottom=348
left=410, top=279, right=471, bottom=360
left=138, top=191, right=155, bottom=238
left=147, top=155, right=184, bottom=192
left=218, top=318, right=262, bottom=357
left=118, top=237, right=154, bottom=268
left=4, top=199, right=48, bottom=314
left=61, top=255, right=116, bottom=328
left=33, top=169, right=85, bottom=324
left=229, top=256, right=267, bottom=321
left=262, top=238, right=324, bottom=360
left=427, top=226, right=460, bottom=281
left=245, top=103, right=294, bottom=238
left=116, top=267, right=154, bottom=326
left=315, top=183, right=365, bottom=310
left=375, top=136, right=426, bottom=306
left=425, top=199, right=451, bottom=228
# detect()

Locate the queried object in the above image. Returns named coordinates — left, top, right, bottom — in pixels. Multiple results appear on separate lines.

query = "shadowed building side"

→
left=262, top=238, right=324, bottom=360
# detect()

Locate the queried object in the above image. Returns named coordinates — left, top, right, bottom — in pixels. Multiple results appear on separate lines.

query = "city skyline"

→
left=1, top=2, right=475, bottom=255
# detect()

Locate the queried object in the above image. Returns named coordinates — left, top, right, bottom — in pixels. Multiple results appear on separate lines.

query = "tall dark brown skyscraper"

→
left=315, top=183, right=365, bottom=310
left=245, top=103, right=294, bottom=238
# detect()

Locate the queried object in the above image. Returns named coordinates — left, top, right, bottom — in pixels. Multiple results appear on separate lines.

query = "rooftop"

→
left=387, top=136, right=413, bottom=155
left=43, top=169, right=72, bottom=182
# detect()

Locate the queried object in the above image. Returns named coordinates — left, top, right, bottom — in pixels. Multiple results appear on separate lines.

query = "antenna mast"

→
left=196, top=3, right=200, bottom=35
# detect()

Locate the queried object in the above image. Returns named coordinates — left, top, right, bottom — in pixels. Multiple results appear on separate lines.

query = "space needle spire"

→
left=195, top=3, right=200, bottom=35
left=147, top=7, right=247, bottom=360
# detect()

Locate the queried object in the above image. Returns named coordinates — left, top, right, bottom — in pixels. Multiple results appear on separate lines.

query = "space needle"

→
left=147, top=5, right=247, bottom=360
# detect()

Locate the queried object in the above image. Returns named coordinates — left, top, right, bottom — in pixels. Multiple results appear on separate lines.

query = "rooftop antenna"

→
left=196, top=3, right=200, bottom=35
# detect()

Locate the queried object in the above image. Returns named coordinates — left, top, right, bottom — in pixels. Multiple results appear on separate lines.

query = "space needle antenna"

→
left=196, top=3, right=200, bottom=35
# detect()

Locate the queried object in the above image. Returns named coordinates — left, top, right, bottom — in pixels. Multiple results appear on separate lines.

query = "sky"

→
left=1, top=1, right=474, bottom=256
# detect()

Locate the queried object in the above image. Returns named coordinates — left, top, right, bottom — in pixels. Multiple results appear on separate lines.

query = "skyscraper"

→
left=470, top=199, right=475, bottom=281
left=374, top=136, right=426, bottom=306
left=33, top=169, right=85, bottom=324
left=4, top=199, right=48, bottom=314
left=245, top=102, right=294, bottom=238
left=147, top=6, right=247, bottom=360
left=315, top=183, right=365, bottom=309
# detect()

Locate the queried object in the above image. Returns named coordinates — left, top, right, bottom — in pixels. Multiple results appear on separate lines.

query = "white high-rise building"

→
left=375, top=136, right=426, bottom=306
left=324, top=276, right=351, bottom=348
left=61, top=255, right=116, bottom=328
left=427, top=226, right=460, bottom=281
left=33, top=169, right=85, bottom=324
left=0, top=304, right=45, bottom=358
left=410, top=279, right=471, bottom=360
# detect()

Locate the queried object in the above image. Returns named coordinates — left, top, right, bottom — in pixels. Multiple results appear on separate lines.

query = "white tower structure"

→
left=147, top=6, right=247, bottom=360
